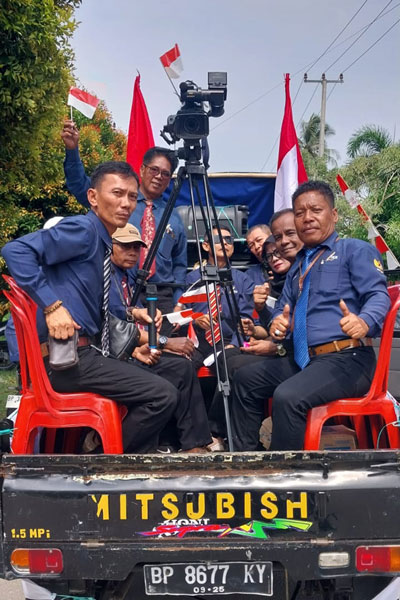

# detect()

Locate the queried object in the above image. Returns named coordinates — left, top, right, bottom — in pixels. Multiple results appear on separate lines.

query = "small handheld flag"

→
left=160, top=44, right=183, bottom=79
left=67, top=87, right=99, bottom=119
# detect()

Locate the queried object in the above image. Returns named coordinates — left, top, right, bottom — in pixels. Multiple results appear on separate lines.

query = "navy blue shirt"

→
left=2, top=211, right=111, bottom=342
left=245, top=263, right=268, bottom=289
left=273, top=231, right=390, bottom=346
left=186, top=265, right=254, bottom=347
left=64, top=148, right=187, bottom=303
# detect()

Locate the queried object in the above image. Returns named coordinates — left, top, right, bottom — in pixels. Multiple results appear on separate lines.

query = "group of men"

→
left=1, top=122, right=390, bottom=454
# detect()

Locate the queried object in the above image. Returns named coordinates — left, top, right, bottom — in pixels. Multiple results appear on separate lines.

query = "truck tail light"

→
left=11, top=548, right=63, bottom=574
left=356, top=546, right=400, bottom=572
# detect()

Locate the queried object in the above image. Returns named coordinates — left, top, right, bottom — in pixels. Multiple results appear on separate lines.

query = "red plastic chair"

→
left=197, top=366, right=214, bottom=378
left=304, top=285, right=400, bottom=450
left=3, top=276, right=124, bottom=454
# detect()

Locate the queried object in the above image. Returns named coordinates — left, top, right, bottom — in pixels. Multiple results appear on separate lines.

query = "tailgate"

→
left=1, top=451, right=400, bottom=583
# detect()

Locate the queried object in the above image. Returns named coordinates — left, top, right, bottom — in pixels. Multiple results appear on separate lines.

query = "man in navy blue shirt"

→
left=61, top=121, right=187, bottom=332
left=231, top=180, right=390, bottom=451
left=245, top=224, right=271, bottom=288
left=2, top=161, right=178, bottom=453
left=109, top=224, right=211, bottom=452
left=185, top=226, right=254, bottom=368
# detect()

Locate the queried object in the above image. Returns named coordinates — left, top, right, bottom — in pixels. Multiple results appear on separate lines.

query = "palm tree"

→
left=347, top=125, right=395, bottom=159
left=299, top=113, right=338, bottom=166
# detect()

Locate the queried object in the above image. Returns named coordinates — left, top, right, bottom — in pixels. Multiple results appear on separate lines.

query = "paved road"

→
left=0, top=578, right=24, bottom=599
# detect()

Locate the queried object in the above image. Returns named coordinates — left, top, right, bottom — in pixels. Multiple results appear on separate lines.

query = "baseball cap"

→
left=112, top=224, right=147, bottom=247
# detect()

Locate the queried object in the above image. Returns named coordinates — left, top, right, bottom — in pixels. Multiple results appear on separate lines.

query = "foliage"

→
left=0, top=0, right=127, bottom=316
left=299, top=113, right=339, bottom=167
left=0, top=0, right=81, bottom=197
left=347, top=125, right=397, bottom=159
left=337, top=145, right=400, bottom=258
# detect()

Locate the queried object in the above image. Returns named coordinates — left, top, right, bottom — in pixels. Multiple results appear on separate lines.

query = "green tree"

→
left=0, top=0, right=81, bottom=197
left=347, top=125, right=397, bottom=159
left=338, top=145, right=400, bottom=259
left=299, top=113, right=339, bottom=167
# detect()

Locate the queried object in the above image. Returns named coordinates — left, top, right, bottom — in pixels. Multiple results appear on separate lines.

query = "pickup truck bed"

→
left=1, top=450, right=399, bottom=599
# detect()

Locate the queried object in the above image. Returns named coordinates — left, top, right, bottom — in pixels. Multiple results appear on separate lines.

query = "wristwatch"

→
left=158, top=335, right=169, bottom=350
left=276, top=343, right=287, bottom=357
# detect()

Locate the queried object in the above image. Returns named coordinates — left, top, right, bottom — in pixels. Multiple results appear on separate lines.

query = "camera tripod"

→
left=130, top=139, right=247, bottom=452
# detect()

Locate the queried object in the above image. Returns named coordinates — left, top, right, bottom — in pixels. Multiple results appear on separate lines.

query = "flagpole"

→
left=163, top=69, right=181, bottom=99
left=70, top=105, right=73, bottom=121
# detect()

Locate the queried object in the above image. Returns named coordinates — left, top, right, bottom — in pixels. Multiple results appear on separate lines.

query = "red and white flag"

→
left=164, top=308, right=203, bottom=325
left=187, top=322, right=199, bottom=348
left=337, top=174, right=400, bottom=269
left=126, top=74, right=155, bottom=175
left=274, top=74, right=307, bottom=212
left=67, top=87, right=99, bottom=119
left=178, top=284, right=208, bottom=305
left=160, top=44, right=183, bottom=79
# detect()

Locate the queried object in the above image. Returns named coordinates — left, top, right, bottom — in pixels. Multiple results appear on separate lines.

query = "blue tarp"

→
left=164, top=173, right=276, bottom=228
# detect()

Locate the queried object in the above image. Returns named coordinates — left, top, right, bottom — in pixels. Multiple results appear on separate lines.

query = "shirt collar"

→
left=298, top=230, right=338, bottom=259
left=137, top=190, right=165, bottom=208
left=87, top=210, right=112, bottom=248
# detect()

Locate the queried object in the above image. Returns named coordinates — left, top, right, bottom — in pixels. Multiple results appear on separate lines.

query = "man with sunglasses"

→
left=185, top=226, right=254, bottom=370
left=61, top=122, right=187, bottom=333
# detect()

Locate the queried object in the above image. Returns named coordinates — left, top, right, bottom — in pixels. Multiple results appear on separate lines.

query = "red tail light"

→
left=356, top=546, right=400, bottom=572
left=11, top=548, right=63, bottom=574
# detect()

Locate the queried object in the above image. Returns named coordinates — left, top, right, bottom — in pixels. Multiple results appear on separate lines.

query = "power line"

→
left=342, top=16, right=400, bottom=73
left=307, top=0, right=369, bottom=72
left=296, top=83, right=320, bottom=128
left=324, top=0, right=394, bottom=72
left=213, top=1, right=398, bottom=136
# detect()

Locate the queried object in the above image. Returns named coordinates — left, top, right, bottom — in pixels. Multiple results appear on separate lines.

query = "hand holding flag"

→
left=67, top=87, right=99, bottom=119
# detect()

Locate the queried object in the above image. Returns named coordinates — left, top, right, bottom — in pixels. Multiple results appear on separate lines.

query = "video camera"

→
left=161, top=72, right=227, bottom=144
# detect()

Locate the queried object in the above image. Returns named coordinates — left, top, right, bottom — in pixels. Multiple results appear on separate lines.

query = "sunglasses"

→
left=212, top=235, right=234, bottom=245
left=143, top=164, right=171, bottom=180
left=265, top=249, right=282, bottom=262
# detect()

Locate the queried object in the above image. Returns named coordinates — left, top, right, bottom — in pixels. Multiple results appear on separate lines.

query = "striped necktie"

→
left=139, top=201, right=156, bottom=278
left=205, top=285, right=221, bottom=345
left=293, top=248, right=318, bottom=369
left=101, top=247, right=112, bottom=356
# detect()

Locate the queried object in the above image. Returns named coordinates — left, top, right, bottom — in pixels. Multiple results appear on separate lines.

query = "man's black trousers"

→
left=135, top=352, right=212, bottom=450
left=231, top=346, right=376, bottom=451
left=47, top=346, right=178, bottom=453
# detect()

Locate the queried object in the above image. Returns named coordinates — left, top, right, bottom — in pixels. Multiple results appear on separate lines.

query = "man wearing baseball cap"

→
left=109, top=224, right=211, bottom=453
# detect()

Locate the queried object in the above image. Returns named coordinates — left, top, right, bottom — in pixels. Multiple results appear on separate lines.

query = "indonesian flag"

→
left=164, top=308, right=204, bottom=325
left=126, top=74, right=155, bottom=175
left=187, top=322, right=199, bottom=348
left=178, top=284, right=208, bottom=305
left=337, top=174, right=400, bottom=270
left=67, top=87, right=99, bottom=119
left=160, top=44, right=183, bottom=79
left=274, top=74, right=307, bottom=212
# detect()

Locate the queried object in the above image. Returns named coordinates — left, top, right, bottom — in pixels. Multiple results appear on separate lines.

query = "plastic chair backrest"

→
left=368, top=284, right=400, bottom=398
left=3, top=292, right=30, bottom=395
left=3, top=281, right=60, bottom=417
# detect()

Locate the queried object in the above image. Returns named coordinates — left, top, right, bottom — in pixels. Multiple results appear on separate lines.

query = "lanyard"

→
left=298, top=249, right=325, bottom=293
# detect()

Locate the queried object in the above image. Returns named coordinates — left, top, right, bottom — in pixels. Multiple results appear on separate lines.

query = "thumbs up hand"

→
left=339, top=299, right=369, bottom=338
left=270, top=303, right=291, bottom=340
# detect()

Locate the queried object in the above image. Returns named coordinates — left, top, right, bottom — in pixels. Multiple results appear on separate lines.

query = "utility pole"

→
left=304, top=73, right=343, bottom=157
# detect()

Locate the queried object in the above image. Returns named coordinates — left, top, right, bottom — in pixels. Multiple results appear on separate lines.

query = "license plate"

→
left=144, top=561, right=273, bottom=596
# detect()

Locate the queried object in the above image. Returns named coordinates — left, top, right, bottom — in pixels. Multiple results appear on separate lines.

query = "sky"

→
left=70, top=0, right=400, bottom=174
